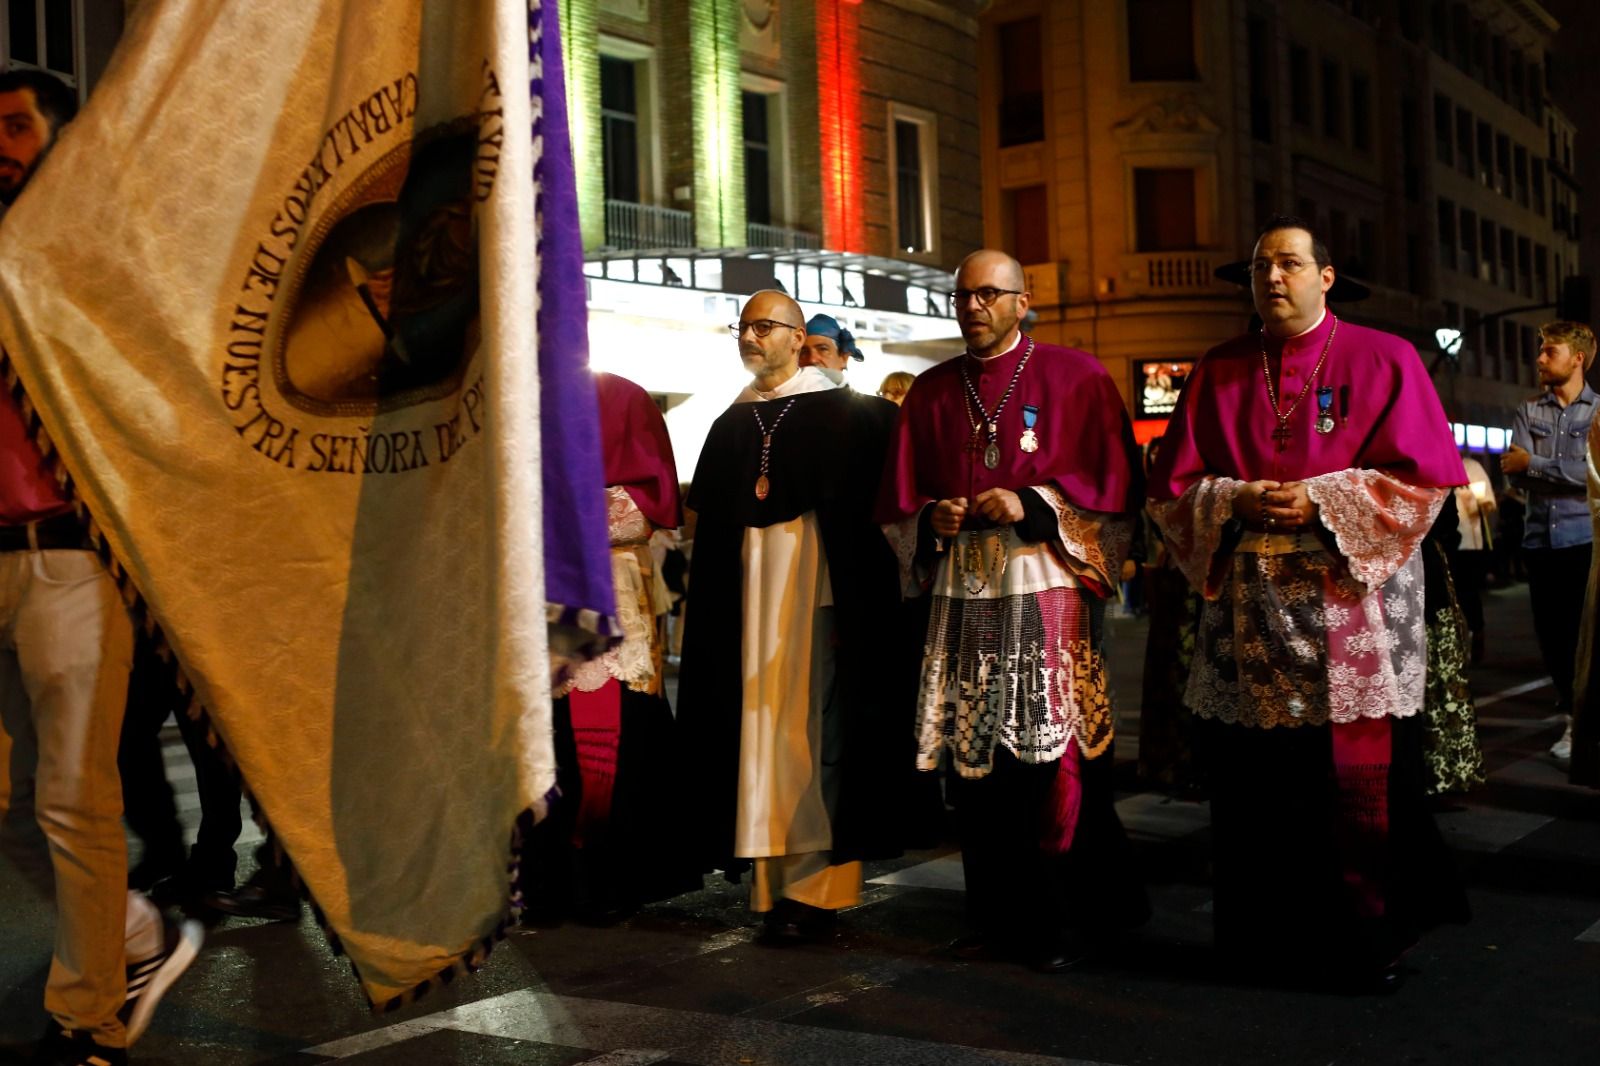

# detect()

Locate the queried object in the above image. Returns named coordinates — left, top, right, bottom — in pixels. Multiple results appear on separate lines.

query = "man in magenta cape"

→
left=522, top=372, right=699, bottom=923
left=877, top=250, right=1148, bottom=972
left=1147, top=216, right=1469, bottom=991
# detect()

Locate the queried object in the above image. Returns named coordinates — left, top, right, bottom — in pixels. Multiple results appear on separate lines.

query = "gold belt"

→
left=1234, top=530, right=1323, bottom=555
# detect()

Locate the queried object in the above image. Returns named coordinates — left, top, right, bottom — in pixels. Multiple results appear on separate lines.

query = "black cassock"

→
left=676, top=387, right=913, bottom=872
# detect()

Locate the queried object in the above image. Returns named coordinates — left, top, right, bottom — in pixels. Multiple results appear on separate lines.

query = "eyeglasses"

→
left=729, top=319, right=804, bottom=338
left=1250, top=257, right=1314, bottom=276
left=947, top=287, right=1023, bottom=308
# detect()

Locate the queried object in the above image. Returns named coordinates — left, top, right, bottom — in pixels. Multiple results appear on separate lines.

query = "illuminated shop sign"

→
left=1134, top=359, right=1195, bottom=418
left=1451, top=422, right=1511, bottom=453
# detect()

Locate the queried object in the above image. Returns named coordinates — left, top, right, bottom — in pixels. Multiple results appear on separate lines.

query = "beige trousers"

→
left=0, top=548, right=137, bottom=1046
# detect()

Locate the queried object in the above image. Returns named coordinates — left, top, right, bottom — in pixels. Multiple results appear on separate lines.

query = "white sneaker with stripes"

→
left=119, top=915, right=204, bottom=1044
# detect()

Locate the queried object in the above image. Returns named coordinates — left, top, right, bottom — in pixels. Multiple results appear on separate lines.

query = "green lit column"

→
left=559, top=0, right=604, bottom=250
left=690, top=0, right=745, bottom=248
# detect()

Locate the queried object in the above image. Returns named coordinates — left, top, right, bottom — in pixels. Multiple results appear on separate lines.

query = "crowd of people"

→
left=2, top=62, right=1598, bottom=1066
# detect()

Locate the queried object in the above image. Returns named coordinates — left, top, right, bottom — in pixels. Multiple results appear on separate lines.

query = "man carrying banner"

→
left=676, top=290, right=906, bottom=943
left=0, top=68, right=201, bottom=1066
left=876, top=250, right=1148, bottom=972
left=1147, top=216, right=1469, bottom=991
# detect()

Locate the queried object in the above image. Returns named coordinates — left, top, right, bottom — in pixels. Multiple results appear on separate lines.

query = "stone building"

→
left=564, top=0, right=986, bottom=465
left=975, top=0, right=1579, bottom=453
left=5, top=1, right=987, bottom=469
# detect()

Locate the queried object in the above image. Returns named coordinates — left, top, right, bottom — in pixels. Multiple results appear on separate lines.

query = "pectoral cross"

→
left=1272, top=422, right=1293, bottom=451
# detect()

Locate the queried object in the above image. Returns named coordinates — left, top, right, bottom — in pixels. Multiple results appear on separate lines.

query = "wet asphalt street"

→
left=1, top=581, right=1596, bottom=1065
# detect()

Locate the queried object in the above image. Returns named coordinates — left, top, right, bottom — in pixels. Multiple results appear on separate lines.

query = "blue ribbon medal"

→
left=1020, top=405, right=1040, bottom=453
left=1315, top=386, right=1336, bottom=434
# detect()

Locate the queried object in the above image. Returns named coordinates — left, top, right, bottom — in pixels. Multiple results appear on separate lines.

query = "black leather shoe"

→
left=1027, top=939, right=1079, bottom=974
left=1364, top=964, right=1406, bottom=995
left=1328, top=962, right=1406, bottom=996
left=200, top=881, right=300, bottom=922
left=949, top=932, right=1003, bottom=961
left=758, top=918, right=806, bottom=946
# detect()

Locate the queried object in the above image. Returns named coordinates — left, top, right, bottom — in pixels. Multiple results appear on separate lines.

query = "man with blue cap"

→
left=801, top=313, right=862, bottom=373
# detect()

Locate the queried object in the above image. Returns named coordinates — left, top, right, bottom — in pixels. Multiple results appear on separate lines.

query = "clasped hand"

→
left=932, top=488, right=1025, bottom=537
left=1234, top=480, right=1317, bottom=532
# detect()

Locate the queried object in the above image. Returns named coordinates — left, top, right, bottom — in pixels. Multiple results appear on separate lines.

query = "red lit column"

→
left=816, top=0, right=864, bottom=253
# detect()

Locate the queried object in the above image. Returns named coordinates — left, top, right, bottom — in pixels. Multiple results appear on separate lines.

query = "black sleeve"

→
left=1014, top=487, right=1059, bottom=544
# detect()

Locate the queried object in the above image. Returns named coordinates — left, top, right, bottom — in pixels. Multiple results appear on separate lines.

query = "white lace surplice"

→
left=1150, top=470, right=1447, bottom=729
left=560, top=486, right=665, bottom=696
left=917, top=486, right=1132, bottom=776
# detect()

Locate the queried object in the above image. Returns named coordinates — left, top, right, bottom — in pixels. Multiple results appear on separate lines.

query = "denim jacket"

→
left=1511, top=384, right=1597, bottom=550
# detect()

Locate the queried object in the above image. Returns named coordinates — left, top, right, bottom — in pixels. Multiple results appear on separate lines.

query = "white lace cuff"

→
left=1148, top=477, right=1246, bottom=598
left=1303, top=470, right=1448, bottom=593
left=880, top=508, right=925, bottom=598
left=1027, top=485, right=1133, bottom=593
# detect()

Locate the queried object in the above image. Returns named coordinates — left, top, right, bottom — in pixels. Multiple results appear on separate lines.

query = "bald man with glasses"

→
left=675, top=290, right=910, bottom=944
left=877, top=250, right=1149, bottom=972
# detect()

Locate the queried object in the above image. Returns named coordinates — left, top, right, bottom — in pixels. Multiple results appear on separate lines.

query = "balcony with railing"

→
left=604, top=200, right=694, bottom=251
left=746, top=222, right=821, bottom=250
left=1117, top=251, right=1234, bottom=297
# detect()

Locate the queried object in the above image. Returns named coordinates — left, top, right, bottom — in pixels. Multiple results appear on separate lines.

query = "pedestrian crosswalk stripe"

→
left=1475, top=677, right=1553, bottom=709
left=303, top=988, right=1125, bottom=1065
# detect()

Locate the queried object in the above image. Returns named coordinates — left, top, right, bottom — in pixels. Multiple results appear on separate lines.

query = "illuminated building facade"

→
left=560, top=0, right=985, bottom=465
left=976, top=0, right=1578, bottom=457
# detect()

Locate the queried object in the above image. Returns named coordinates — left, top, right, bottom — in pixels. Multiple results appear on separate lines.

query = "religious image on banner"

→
left=0, top=0, right=613, bottom=1008
left=277, top=122, right=482, bottom=413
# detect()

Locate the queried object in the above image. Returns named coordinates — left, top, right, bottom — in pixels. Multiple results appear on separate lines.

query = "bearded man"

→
left=877, top=250, right=1148, bottom=972
left=675, top=290, right=906, bottom=943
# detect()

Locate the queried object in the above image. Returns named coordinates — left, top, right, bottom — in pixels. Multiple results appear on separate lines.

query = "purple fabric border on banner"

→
left=530, top=0, right=616, bottom=643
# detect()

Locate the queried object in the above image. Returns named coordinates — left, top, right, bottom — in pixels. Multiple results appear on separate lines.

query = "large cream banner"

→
left=0, top=1, right=563, bottom=1006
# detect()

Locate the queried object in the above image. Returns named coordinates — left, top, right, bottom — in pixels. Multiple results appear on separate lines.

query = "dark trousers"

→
left=1446, top=548, right=1488, bottom=636
left=117, top=648, right=184, bottom=872
left=950, top=744, right=1148, bottom=948
left=119, top=639, right=242, bottom=888
left=1196, top=716, right=1467, bottom=979
left=1526, top=545, right=1592, bottom=708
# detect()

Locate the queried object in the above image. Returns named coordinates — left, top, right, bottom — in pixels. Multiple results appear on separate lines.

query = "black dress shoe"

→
left=948, top=932, right=993, bottom=960
left=1027, top=937, right=1079, bottom=974
left=1363, top=964, right=1406, bottom=995
left=757, top=900, right=837, bottom=946
left=758, top=918, right=807, bottom=946
left=200, top=881, right=300, bottom=922
left=1326, top=962, right=1406, bottom=996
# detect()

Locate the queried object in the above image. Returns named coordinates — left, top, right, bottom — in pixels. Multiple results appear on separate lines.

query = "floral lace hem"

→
left=1183, top=544, right=1428, bottom=729
left=1303, top=470, right=1448, bottom=593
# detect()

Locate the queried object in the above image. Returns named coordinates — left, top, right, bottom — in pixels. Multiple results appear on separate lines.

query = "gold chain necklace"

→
left=1259, top=315, right=1337, bottom=451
